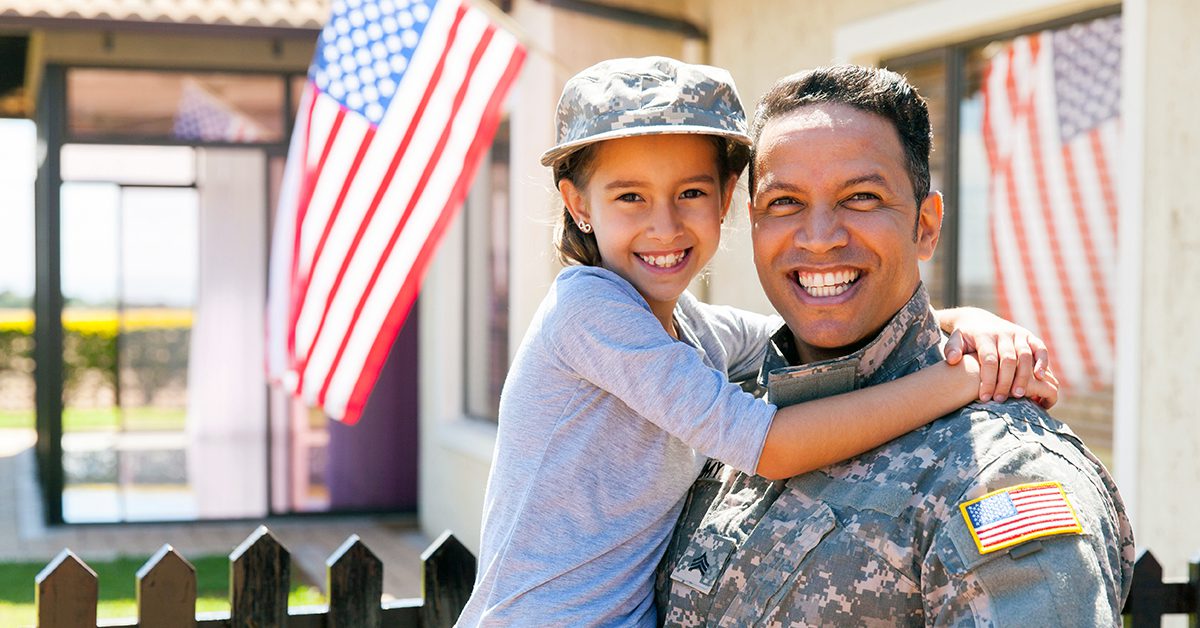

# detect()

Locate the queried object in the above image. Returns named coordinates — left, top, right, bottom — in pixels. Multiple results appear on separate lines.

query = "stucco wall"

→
left=1122, top=0, right=1200, bottom=577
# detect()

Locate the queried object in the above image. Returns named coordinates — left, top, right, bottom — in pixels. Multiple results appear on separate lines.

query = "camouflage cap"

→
left=539, top=56, right=751, bottom=168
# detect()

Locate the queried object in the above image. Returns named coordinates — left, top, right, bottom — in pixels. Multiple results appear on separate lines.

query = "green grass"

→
left=0, top=410, right=33, bottom=430
left=0, top=407, right=187, bottom=432
left=0, top=554, right=324, bottom=627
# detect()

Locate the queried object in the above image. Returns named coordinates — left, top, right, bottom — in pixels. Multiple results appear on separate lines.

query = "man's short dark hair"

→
left=748, top=65, right=932, bottom=206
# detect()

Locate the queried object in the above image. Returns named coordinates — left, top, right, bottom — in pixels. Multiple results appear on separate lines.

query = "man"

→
left=655, top=65, right=1134, bottom=625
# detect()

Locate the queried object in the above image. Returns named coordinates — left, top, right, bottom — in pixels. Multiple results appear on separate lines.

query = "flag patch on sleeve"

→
left=959, top=481, right=1082, bottom=555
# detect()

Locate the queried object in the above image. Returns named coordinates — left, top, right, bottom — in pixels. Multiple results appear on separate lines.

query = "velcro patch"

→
left=959, top=481, right=1082, bottom=555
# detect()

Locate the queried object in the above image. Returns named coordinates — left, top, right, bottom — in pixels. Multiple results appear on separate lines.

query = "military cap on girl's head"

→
left=539, top=56, right=751, bottom=168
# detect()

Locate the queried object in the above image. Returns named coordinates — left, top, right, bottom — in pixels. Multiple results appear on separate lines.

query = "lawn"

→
left=0, top=406, right=187, bottom=432
left=0, top=553, right=323, bottom=627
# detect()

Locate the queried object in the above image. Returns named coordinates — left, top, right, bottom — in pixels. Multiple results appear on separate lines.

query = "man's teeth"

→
left=796, top=270, right=860, bottom=297
left=638, top=251, right=686, bottom=268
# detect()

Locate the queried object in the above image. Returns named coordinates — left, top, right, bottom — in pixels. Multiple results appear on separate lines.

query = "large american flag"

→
left=267, top=0, right=526, bottom=424
left=982, top=15, right=1120, bottom=391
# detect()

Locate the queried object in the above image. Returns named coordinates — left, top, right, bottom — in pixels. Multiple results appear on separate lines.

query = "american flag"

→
left=172, top=79, right=266, bottom=142
left=982, top=15, right=1120, bottom=391
left=266, top=0, right=526, bottom=424
left=960, top=482, right=1082, bottom=554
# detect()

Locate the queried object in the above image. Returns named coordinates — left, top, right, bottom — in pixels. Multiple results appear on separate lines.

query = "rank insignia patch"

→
left=959, top=481, right=1082, bottom=555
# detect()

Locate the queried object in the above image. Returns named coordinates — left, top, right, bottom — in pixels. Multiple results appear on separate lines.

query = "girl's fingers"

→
left=944, top=329, right=965, bottom=365
left=1010, top=336, right=1036, bottom=398
left=992, top=335, right=1018, bottom=402
left=976, top=335, right=1000, bottom=402
left=1029, top=335, right=1051, bottom=378
left=1027, top=368, right=1060, bottom=408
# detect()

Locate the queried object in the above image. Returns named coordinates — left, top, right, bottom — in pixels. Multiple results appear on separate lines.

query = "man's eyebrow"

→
left=843, top=173, right=890, bottom=187
left=754, top=180, right=804, bottom=195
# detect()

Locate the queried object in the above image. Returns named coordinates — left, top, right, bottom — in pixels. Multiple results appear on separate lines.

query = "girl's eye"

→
left=679, top=188, right=707, bottom=200
left=617, top=192, right=643, bottom=203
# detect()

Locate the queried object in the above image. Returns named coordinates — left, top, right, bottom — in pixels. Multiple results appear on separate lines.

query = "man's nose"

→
left=794, top=206, right=848, bottom=253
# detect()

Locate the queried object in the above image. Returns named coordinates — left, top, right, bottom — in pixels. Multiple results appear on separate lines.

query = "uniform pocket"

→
left=719, top=503, right=838, bottom=624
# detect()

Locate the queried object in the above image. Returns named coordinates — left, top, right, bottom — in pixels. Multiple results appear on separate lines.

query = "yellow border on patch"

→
left=959, top=481, right=1082, bottom=555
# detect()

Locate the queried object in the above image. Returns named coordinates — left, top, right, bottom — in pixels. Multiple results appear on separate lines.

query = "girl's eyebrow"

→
left=603, top=174, right=716, bottom=190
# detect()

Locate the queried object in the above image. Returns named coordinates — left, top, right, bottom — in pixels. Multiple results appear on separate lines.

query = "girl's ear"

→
left=559, top=179, right=591, bottom=226
left=719, top=175, right=739, bottom=223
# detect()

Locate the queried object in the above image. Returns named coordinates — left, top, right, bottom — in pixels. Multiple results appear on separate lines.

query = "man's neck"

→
left=760, top=284, right=943, bottom=405
left=793, top=329, right=879, bottom=366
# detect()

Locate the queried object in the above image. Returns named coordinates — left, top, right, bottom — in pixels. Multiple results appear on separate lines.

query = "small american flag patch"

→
left=960, top=481, right=1082, bottom=555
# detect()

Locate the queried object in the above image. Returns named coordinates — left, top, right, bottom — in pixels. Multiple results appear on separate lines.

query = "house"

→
left=1, top=0, right=1196, bottom=588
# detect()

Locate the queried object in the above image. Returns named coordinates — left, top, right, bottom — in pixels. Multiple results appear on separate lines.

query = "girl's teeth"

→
left=640, top=251, right=685, bottom=268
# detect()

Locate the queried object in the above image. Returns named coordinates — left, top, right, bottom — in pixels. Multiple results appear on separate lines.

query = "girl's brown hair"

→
left=551, top=135, right=750, bottom=267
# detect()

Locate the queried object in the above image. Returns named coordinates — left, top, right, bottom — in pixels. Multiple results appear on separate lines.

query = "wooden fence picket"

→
left=326, top=534, right=382, bottom=628
left=35, top=549, right=98, bottom=628
left=420, top=530, right=477, bottom=628
left=1122, top=550, right=1200, bottom=626
left=230, top=525, right=291, bottom=627
left=136, top=544, right=197, bottom=628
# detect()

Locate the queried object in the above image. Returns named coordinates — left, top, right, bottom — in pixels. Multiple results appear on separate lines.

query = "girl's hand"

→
left=937, top=307, right=1053, bottom=404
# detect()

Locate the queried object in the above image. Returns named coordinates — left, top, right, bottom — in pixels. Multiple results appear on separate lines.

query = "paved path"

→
left=0, top=429, right=432, bottom=600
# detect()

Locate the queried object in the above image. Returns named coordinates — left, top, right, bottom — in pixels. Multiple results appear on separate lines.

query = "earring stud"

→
left=578, top=221, right=592, bottom=234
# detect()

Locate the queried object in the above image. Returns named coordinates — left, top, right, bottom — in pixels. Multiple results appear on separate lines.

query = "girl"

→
left=458, top=57, right=1056, bottom=627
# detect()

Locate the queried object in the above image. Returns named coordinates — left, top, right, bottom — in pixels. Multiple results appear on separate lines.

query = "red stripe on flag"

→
left=1089, top=132, right=1120, bottom=251
left=1018, top=71, right=1101, bottom=387
left=1060, top=143, right=1116, bottom=350
left=289, top=107, right=350, bottom=360
left=298, top=3, right=469, bottom=395
left=995, top=40, right=1069, bottom=388
left=318, top=22, right=497, bottom=408
left=340, top=42, right=526, bottom=424
left=981, top=62, right=1014, bottom=324
left=287, top=86, right=328, bottom=360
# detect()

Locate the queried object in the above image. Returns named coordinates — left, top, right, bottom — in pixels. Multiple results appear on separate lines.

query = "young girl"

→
left=457, top=57, right=1056, bottom=627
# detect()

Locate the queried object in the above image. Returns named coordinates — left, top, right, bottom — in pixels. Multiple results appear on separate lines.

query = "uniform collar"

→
left=759, top=284, right=945, bottom=406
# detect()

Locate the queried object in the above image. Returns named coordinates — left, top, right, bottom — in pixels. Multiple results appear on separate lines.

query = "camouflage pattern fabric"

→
left=656, top=285, right=1135, bottom=627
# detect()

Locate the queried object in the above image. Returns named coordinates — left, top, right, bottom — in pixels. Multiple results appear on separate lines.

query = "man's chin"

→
left=788, top=321, right=873, bottom=363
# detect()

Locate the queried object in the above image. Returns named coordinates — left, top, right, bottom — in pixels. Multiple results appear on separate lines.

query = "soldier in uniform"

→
left=655, top=65, right=1135, bottom=626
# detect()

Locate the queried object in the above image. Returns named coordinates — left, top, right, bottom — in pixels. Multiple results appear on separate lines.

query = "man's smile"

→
left=794, top=269, right=861, bottom=298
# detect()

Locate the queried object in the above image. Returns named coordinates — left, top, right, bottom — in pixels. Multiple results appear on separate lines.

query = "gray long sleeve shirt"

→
left=458, top=266, right=779, bottom=627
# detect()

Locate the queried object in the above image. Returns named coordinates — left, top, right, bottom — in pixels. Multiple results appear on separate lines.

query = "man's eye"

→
left=680, top=188, right=707, bottom=199
left=844, top=193, right=883, bottom=210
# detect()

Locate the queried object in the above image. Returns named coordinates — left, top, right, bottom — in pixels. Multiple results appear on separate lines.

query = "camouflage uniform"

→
left=656, top=285, right=1135, bottom=627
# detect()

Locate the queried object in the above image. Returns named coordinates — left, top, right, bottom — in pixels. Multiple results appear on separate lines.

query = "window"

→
left=887, top=8, right=1121, bottom=462
left=463, top=119, right=511, bottom=421
left=67, top=69, right=286, bottom=143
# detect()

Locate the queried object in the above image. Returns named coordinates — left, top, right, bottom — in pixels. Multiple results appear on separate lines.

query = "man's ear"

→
left=916, top=191, right=943, bottom=261
left=559, top=179, right=591, bottom=227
